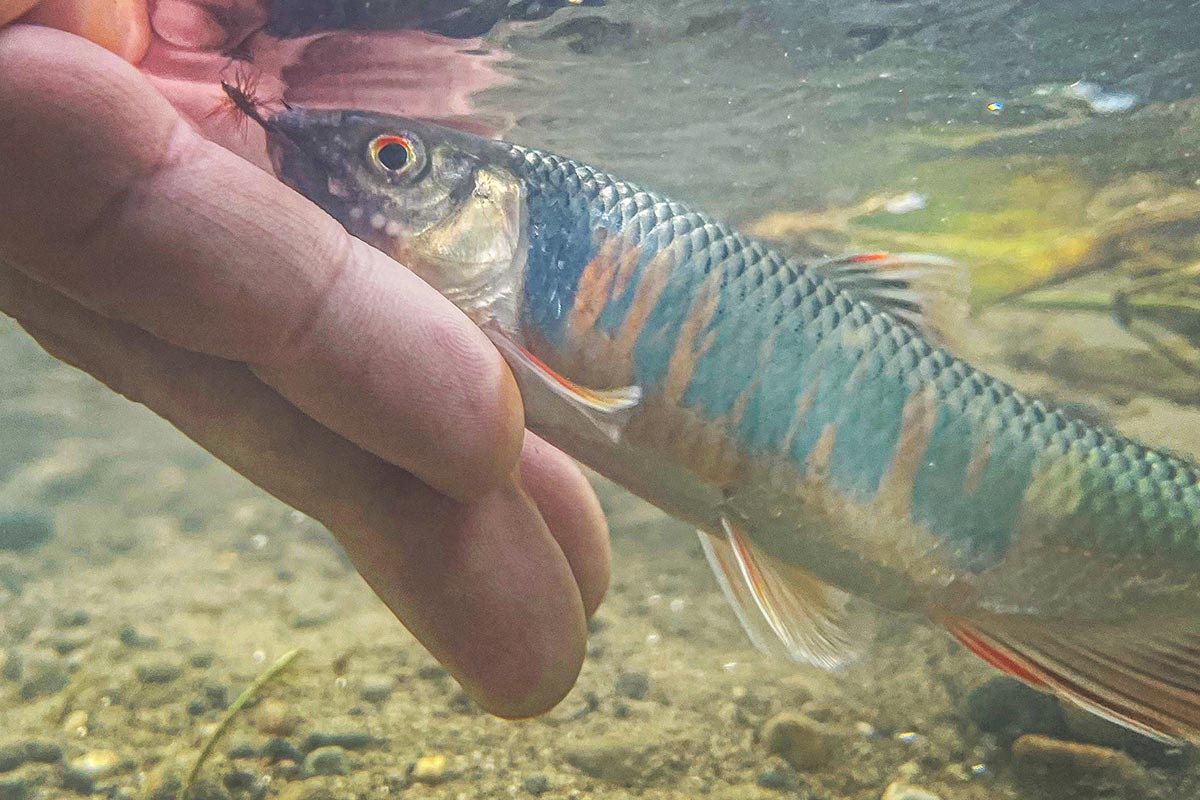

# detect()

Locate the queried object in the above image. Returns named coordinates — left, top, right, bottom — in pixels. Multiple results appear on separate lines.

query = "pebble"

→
left=881, top=782, right=942, bottom=800
left=61, top=709, right=88, bottom=734
left=755, top=766, right=795, bottom=790
left=201, top=681, right=230, bottom=710
left=190, top=651, right=216, bottom=669
left=252, top=700, right=299, bottom=736
left=562, top=736, right=656, bottom=787
left=965, top=677, right=1065, bottom=743
left=1, top=652, right=21, bottom=682
left=360, top=674, right=397, bottom=703
left=117, top=625, right=160, bottom=649
left=18, top=661, right=68, bottom=700
left=261, top=738, right=304, bottom=763
left=417, top=664, right=448, bottom=681
left=522, top=774, right=551, bottom=795
left=303, top=746, right=351, bottom=777
left=761, top=713, right=838, bottom=771
left=0, top=773, right=31, bottom=800
left=222, top=768, right=259, bottom=791
left=226, top=739, right=259, bottom=760
left=410, top=754, right=450, bottom=785
left=290, top=605, right=337, bottom=629
left=0, top=511, right=54, bottom=552
left=136, top=659, right=183, bottom=684
left=55, top=609, right=90, bottom=628
left=49, top=631, right=90, bottom=656
left=614, top=670, right=650, bottom=700
left=1011, top=734, right=1142, bottom=784
left=302, top=730, right=377, bottom=751
left=63, top=750, right=122, bottom=792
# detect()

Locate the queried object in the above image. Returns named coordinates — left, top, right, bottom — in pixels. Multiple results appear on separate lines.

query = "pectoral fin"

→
left=936, top=608, right=1200, bottom=745
left=698, top=517, right=862, bottom=670
left=482, top=323, right=641, bottom=442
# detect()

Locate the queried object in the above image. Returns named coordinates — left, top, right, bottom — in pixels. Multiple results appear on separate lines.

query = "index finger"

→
left=0, top=25, right=524, bottom=501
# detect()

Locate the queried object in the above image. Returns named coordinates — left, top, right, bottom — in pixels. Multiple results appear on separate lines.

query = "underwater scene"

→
left=3, top=1, right=1200, bottom=799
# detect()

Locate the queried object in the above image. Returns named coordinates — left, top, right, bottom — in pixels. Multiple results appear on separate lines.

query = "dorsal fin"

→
left=698, top=518, right=864, bottom=670
left=809, top=252, right=969, bottom=344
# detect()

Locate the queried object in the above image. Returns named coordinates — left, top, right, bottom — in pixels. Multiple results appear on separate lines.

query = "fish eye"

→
left=369, top=134, right=418, bottom=175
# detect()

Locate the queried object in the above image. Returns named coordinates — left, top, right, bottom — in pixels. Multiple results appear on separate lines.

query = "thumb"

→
left=5, top=0, right=150, bottom=61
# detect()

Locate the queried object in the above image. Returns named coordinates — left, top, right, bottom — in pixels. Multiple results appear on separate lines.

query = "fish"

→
left=223, top=83, right=1200, bottom=745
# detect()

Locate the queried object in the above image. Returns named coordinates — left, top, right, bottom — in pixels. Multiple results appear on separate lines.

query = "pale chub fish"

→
left=223, top=82, right=1200, bottom=745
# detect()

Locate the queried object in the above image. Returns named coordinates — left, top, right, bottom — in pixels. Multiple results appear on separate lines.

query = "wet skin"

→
left=0, top=3, right=611, bottom=718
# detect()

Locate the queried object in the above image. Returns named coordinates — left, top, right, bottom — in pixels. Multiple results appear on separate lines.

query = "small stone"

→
left=303, top=746, right=351, bottom=777
left=1, top=652, right=21, bottom=682
left=410, top=754, right=449, bottom=785
left=755, top=767, right=795, bottom=790
left=0, top=512, right=54, bottom=552
left=761, top=713, right=839, bottom=771
left=56, top=609, right=90, bottom=628
left=190, top=651, right=215, bottom=669
left=19, top=743, right=61, bottom=765
left=18, top=661, right=68, bottom=700
left=201, top=681, right=229, bottom=710
left=63, top=750, right=122, bottom=791
left=262, top=738, right=304, bottom=763
left=1012, top=734, right=1143, bottom=784
left=563, top=737, right=658, bottom=787
left=61, top=709, right=88, bottom=734
left=226, top=740, right=259, bottom=760
left=417, top=664, right=448, bottom=681
left=881, top=782, right=943, bottom=800
left=290, top=605, right=336, bottom=629
left=360, top=674, right=396, bottom=703
left=251, top=699, right=299, bottom=736
left=187, top=699, right=207, bottom=716
left=136, top=659, right=183, bottom=684
left=614, top=670, right=650, bottom=700
left=0, top=773, right=31, bottom=800
left=302, top=730, right=377, bottom=751
left=118, top=625, right=159, bottom=649
left=48, top=631, right=90, bottom=655
left=522, top=774, right=551, bottom=795
left=966, top=677, right=1065, bottom=743
left=223, top=768, right=259, bottom=791
left=0, top=747, right=22, bottom=773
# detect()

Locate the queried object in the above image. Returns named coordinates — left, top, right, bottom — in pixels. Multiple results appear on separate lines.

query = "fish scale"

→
left=506, top=142, right=1200, bottom=570
left=256, top=104, right=1200, bottom=743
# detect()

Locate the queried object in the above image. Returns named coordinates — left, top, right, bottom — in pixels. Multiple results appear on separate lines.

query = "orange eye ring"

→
left=369, top=134, right=418, bottom=174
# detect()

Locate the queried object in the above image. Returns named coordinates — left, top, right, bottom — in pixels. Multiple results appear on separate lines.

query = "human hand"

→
left=0, top=6, right=610, bottom=718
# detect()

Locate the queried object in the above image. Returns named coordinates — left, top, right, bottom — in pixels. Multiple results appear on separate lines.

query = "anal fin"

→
left=482, top=322, right=641, bottom=442
left=937, top=608, right=1200, bottom=745
left=698, top=517, right=863, bottom=670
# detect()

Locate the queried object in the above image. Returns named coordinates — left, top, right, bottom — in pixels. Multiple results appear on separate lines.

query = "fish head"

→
left=263, top=107, right=527, bottom=322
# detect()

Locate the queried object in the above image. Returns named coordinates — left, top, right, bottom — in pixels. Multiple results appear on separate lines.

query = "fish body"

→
left=255, top=104, right=1200, bottom=743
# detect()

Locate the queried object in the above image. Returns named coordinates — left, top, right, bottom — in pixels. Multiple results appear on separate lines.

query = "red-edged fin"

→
left=936, top=608, right=1200, bottom=745
left=482, top=323, right=641, bottom=442
left=809, top=252, right=968, bottom=344
left=698, top=518, right=864, bottom=670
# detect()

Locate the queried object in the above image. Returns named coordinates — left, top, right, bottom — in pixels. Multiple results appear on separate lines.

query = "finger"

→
left=17, top=0, right=150, bottom=61
left=0, top=262, right=588, bottom=718
left=0, top=25, right=523, bottom=503
left=0, top=0, right=40, bottom=26
left=519, top=434, right=610, bottom=618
